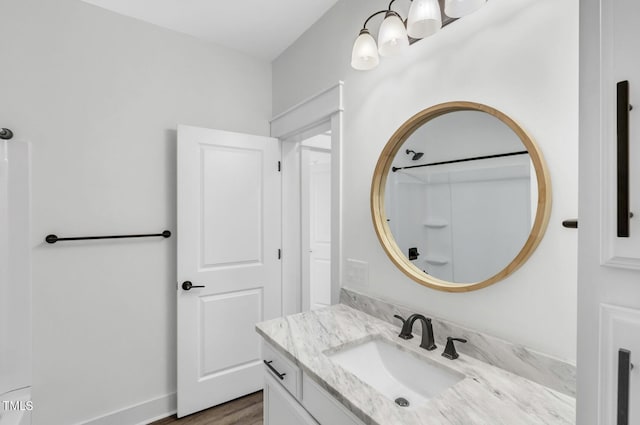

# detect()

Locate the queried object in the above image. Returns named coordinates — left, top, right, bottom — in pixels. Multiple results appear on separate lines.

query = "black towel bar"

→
left=45, top=230, right=171, bottom=244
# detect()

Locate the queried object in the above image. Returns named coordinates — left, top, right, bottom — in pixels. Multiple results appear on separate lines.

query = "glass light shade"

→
left=444, top=0, right=487, bottom=18
left=407, top=0, right=442, bottom=39
left=351, top=29, right=380, bottom=70
left=377, top=12, right=409, bottom=57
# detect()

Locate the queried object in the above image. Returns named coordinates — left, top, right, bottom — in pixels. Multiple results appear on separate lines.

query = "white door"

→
left=579, top=1, right=640, bottom=424
left=177, top=125, right=282, bottom=417
left=302, top=149, right=331, bottom=311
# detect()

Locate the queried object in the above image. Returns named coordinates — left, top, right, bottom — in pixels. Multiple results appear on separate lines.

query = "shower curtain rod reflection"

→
left=45, top=230, right=171, bottom=244
left=391, top=150, right=529, bottom=172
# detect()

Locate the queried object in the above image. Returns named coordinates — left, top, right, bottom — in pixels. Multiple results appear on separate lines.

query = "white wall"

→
left=273, top=0, right=578, bottom=361
left=0, top=1, right=272, bottom=424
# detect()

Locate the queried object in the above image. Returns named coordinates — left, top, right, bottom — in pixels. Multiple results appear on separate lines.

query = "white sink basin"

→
left=328, top=339, right=464, bottom=408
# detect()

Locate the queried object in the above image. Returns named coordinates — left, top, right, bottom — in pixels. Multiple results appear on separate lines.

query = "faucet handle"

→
left=393, top=314, right=414, bottom=340
left=442, top=337, right=467, bottom=360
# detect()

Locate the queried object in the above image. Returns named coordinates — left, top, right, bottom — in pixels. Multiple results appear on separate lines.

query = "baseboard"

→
left=79, top=393, right=176, bottom=425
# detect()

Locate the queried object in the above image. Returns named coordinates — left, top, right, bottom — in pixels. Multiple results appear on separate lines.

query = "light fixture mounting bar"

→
left=363, top=9, right=399, bottom=29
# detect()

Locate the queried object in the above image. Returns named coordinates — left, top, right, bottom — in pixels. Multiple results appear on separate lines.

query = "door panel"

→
left=599, top=305, right=640, bottom=424
left=600, top=0, right=640, bottom=267
left=177, top=125, right=281, bottom=417
left=303, top=149, right=331, bottom=311
left=201, top=146, right=263, bottom=267
left=200, top=289, right=263, bottom=375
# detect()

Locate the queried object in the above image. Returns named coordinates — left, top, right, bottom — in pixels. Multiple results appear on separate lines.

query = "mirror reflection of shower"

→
left=385, top=111, right=535, bottom=284
left=405, top=149, right=424, bottom=161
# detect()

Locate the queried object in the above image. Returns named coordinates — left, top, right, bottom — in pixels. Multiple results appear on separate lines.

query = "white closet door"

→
left=302, top=149, right=331, bottom=311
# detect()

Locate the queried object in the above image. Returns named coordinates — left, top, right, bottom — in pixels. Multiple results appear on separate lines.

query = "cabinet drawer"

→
left=262, top=341, right=302, bottom=400
left=302, top=374, right=366, bottom=425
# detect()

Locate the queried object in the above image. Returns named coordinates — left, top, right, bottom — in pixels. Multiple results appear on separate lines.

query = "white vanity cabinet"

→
left=262, top=340, right=365, bottom=425
left=262, top=341, right=315, bottom=425
left=301, top=374, right=366, bottom=425
left=264, top=373, right=318, bottom=425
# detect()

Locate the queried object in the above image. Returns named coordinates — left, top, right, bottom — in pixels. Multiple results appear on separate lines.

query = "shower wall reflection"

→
left=384, top=111, right=537, bottom=284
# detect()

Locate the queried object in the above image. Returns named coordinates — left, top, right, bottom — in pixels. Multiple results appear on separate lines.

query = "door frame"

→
left=271, top=82, right=343, bottom=315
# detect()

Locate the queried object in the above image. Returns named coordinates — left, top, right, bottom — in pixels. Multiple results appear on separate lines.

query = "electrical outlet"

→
left=345, top=258, right=369, bottom=287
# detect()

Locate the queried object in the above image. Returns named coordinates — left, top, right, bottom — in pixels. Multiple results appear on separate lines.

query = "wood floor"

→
left=151, top=391, right=263, bottom=425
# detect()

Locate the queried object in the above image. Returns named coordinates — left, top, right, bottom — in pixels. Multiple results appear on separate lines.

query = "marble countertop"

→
left=256, top=304, right=575, bottom=425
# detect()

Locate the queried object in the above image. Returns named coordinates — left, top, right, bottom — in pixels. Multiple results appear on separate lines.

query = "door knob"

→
left=182, top=281, right=205, bottom=291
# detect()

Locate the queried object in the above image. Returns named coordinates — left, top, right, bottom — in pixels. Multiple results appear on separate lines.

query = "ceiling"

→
left=81, top=0, right=340, bottom=61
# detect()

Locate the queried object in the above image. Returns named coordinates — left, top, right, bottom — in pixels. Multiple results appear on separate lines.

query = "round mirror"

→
left=371, top=102, right=551, bottom=292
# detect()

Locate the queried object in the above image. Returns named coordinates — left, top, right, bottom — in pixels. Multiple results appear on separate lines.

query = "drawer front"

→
left=302, top=374, right=366, bottom=425
left=262, top=341, right=302, bottom=400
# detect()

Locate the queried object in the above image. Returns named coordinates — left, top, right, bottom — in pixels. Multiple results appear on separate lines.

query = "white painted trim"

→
left=281, top=138, right=303, bottom=315
left=602, top=256, right=640, bottom=270
left=78, top=393, right=176, bottom=425
left=271, top=82, right=344, bottom=139
left=301, top=147, right=312, bottom=313
left=329, top=112, right=343, bottom=306
left=275, top=83, right=343, bottom=314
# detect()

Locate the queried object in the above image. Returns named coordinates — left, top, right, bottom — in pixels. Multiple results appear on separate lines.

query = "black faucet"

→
left=393, top=314, right=437, bottom=351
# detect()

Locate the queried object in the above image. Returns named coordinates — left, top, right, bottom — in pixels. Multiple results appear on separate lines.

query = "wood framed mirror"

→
left=371, top=102, right=552, bottom=292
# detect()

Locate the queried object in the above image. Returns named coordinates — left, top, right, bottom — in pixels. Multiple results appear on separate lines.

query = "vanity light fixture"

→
left=377, top=11, right=410, bottom=57
left=351, top=0, right=487, bottom=71
left=407, top=0, right=442, bottom=39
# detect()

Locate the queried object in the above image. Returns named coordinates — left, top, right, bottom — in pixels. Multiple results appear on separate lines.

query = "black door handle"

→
left=617, top=80, right=631, bottom=237
left=182, top=281, right=205, bottom=291
left=618, top=348, right=633, bottom=425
